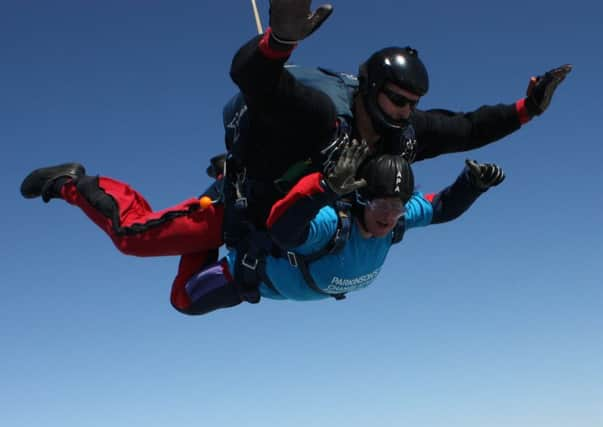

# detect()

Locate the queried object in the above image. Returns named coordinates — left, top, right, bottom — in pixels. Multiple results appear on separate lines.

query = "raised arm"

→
left=267, top=139, right=368, bottom=248
left=230, top=1, right=333, bottom=107
left=228, top=27, right=337, bottom=166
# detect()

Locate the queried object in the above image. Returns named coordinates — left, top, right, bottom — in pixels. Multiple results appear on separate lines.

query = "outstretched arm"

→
left=412, top=105, right=522, bottom=161
left=412, top=64, right=572, bottom=162
left=431, top=160, right=504, bottom=224
left=406, top=160, right=505, bottom=229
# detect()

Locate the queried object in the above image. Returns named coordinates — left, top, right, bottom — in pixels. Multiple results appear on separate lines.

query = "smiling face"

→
left=354, top=154, right=414, bottom=238
left=360, top=196, right=406, bottom=238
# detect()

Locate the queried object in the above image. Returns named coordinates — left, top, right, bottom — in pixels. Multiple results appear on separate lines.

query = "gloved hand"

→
left=269, top=0, right=333, bottom=44
left=525, top=64, right=572, bottom=117
left=324, top=139, right=369, bottom=195
left=465, top=159, right=505, bottom=190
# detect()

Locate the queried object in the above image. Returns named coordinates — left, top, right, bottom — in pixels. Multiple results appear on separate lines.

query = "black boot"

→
left=20, top=162, right=86, bottom=202
left=206, top=153, right=226, bottom=179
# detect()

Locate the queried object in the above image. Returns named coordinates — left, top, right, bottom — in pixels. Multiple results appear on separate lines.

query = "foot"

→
left=206, top=154, right=226, bottom=179
left=20, top=162, right=86, bottom=202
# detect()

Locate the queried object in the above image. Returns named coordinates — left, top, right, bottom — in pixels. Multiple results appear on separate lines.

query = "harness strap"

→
left=286, top=250, right=346, bottom=300
left=237, top=252, right=280, bottom=296
left=391, top=218, right=406, bottom=244
left=233, top=230, right=282, bottom=302
left=284, top=202, right=352, bottom=300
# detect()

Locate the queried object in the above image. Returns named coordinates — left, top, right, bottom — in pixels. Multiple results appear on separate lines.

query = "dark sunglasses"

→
left=382, top=87, right=419, bottom=108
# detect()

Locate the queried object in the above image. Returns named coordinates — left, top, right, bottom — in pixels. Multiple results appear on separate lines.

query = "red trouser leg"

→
left=60, top=176, right=224, bottom=256
left=60, top=175, right=226, bottom=312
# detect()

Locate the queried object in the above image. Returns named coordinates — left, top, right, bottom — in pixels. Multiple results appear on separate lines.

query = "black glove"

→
left=525, top=64, right=572, bottom=117
left=465, top=159, right=505, bottom=190
left=269, top=0, right=333, bottom=44
left=324, top=139, right=369, bottom=195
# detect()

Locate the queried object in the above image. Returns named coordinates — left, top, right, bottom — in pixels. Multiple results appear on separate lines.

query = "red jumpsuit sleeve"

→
left=267, top=172, right=338, bottom=249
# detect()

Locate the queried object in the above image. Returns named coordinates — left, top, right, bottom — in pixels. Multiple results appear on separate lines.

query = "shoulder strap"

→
left=281, top=201, right=353, bottom=300
left=233, top=230, right=282, bottom=301
left=303, top=200, right=352, bottom=263
left=391, top=218, right=406, bottom=244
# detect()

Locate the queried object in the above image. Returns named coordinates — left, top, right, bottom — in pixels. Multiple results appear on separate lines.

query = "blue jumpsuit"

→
left=225, top=192, right=432, bottom=300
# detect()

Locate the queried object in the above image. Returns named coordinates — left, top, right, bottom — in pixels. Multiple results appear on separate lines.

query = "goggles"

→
left=382, top=86, right=419, bottom=109
left=359, top=196, right=406, bottom=219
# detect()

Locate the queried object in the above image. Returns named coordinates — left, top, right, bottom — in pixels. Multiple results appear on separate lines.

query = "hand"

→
left=465, top=159, right=505, bottom=190
left=324, top=139, right=369, bottom=195
left=525, top=64, right=572, bottom=116
left=269, top=0, right=333, bottom=44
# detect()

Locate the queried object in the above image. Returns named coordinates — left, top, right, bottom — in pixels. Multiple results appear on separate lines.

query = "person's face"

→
left=362, top=196, right=406, bottom=238
left=376, top=82, right=421, bottom=123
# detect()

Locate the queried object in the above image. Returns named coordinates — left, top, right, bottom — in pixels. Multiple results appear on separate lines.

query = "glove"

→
left=465, top=159, right=505, bottom=190
left=525, top=64, right=572, bottom=117
left=269, top=0, right=333, bottom=44
left=324, top=139, right=369, bottom=195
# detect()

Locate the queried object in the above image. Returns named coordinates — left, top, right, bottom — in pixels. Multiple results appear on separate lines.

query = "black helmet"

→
left=358, top=46, right=429, bottom=131
left=357, top=154, right=414, bottom=203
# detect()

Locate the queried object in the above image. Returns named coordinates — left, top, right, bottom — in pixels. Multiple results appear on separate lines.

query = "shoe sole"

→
left=20, top=162, right=85, bottom=198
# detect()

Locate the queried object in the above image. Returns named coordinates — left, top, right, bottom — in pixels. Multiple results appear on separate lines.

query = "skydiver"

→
left=170, top=141, right=506, bottom=315
left=20, top=0, right=569, bottom=309
left=221, top=0, right=571, bottom=245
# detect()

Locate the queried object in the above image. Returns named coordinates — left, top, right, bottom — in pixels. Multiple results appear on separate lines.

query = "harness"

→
left=222, top=66, right=408, bottom=299
left=283, top=200, right=354, bottom=300
left=233, top=201, right=406, bottom=301
left=221, top=66, right=359, bottom=248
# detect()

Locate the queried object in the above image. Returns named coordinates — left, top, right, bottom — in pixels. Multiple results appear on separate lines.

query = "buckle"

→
left=241, top=253, right=258, bottom=270
left=334, top=227, right=342, bottom=241
left=286, top=251, right=298, bottom=268
left=235, top=197, right=248, bottom=209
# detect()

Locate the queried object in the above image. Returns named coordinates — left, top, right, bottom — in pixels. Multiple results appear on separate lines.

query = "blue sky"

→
left=2, top=1, right=602, bottom=426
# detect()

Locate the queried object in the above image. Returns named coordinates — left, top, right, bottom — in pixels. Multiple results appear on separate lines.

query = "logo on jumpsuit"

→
left=326, top=268, right=381, bottom=293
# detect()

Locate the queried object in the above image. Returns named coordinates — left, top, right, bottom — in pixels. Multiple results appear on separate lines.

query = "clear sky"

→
left=2, top=1, right=602, bottom=426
